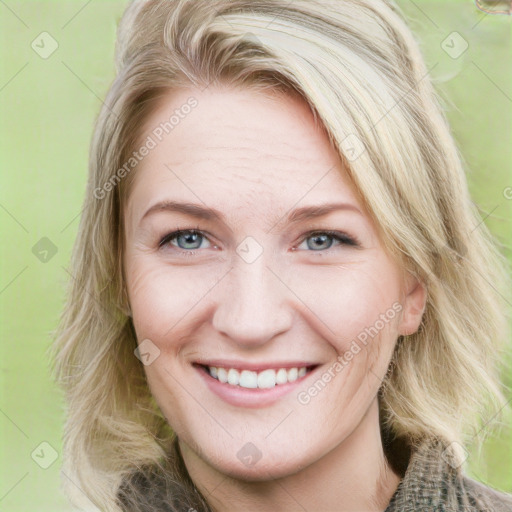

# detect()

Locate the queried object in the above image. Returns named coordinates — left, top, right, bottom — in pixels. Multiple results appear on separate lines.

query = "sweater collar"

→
left=384, top=435, right=462, bottom=512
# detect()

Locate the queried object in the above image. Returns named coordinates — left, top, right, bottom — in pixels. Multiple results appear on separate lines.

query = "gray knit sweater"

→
left=384, top=436, right=512, bottom=512
left=117, top=435, right=512, bottom=511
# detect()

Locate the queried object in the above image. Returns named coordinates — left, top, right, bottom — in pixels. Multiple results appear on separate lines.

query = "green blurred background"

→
left=1, top=1, right=511, bottom=510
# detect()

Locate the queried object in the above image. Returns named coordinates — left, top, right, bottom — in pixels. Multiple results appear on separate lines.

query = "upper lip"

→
left=194, top=359, right=320, bottom=372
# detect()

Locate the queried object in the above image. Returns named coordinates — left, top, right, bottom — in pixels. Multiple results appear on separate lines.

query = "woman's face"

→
left=123, top=85, right=425, bottom=480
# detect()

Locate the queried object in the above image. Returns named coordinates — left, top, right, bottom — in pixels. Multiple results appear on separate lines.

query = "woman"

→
left=51, top=0, right=512, bottom=510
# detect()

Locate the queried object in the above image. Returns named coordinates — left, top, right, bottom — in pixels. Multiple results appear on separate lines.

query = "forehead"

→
left=125, top=85, right=362, bottom=226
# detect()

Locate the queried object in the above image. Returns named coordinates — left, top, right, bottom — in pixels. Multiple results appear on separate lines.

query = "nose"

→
left=211, top=255, right=294, bottom=348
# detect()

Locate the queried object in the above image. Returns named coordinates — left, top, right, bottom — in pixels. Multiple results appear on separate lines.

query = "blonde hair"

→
left=50, top=0, right=512, bottom=510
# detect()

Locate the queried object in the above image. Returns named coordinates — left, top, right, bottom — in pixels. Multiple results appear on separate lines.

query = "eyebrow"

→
left=139, top=200, right=362, bottom=227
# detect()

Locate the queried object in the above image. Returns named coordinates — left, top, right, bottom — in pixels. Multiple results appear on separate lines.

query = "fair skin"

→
left=123, top=84, right=426, bottom=511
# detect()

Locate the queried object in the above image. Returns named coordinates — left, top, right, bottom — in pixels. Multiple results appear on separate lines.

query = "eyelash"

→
left=158, top=226, right=360, bottom=256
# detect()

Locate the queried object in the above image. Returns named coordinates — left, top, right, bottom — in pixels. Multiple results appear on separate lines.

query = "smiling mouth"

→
left=194, top=363, right=318, bottom=390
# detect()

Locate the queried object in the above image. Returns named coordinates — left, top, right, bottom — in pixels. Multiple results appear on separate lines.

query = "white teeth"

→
left=276, top=368, right=288, bottom=385
left=287, top=367, right=298, bottom=382
left=206, top=365, right=311, bottom=389
left=257, top=369, right=276, bottom=389
left=227, top=368, right=240, bottom=386
left=239, top=370, right=258, bottom=388
left=217, top=367, right=228, bottom=383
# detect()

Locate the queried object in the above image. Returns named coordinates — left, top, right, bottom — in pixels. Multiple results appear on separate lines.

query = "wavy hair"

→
left=50, top=0, right=512, bottom=510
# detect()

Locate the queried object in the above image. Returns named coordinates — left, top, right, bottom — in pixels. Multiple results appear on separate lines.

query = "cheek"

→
left=287, top=259, right=403, bottom=343
left=125, top=249, right=403, bottom=364
left=289, top=264, right=402, bottom=415
left=125, top=256, right=222, bottom=342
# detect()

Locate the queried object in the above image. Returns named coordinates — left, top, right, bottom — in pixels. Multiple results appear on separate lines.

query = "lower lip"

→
left=194, top=364, right=319, bottom=408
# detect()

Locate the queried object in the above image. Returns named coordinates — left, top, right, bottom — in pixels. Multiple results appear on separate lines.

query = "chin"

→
left=213, top=455, right=309, bottom=482
left=196, top=440, right=316, bottom=482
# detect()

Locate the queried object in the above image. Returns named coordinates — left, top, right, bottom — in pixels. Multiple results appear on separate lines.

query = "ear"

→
left=398, top=273, right=427, bottom=336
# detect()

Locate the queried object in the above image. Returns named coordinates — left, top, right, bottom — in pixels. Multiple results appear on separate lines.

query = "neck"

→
left=180, top=398, right=402, bottom=512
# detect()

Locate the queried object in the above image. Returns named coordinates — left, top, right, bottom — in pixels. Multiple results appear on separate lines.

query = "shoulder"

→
left=460, top=475, right=512, bottom=512
left=116, top=461, right=212, bottom=512
left=383, top=435, right=512, bottom=512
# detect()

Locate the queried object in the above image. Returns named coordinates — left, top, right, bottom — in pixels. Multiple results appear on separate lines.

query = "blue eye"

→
left=159, top=229, right=211, bottom=253
left=158, top=229, right=360, bottom=256
left=298, top=230, right=360, bottom=251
